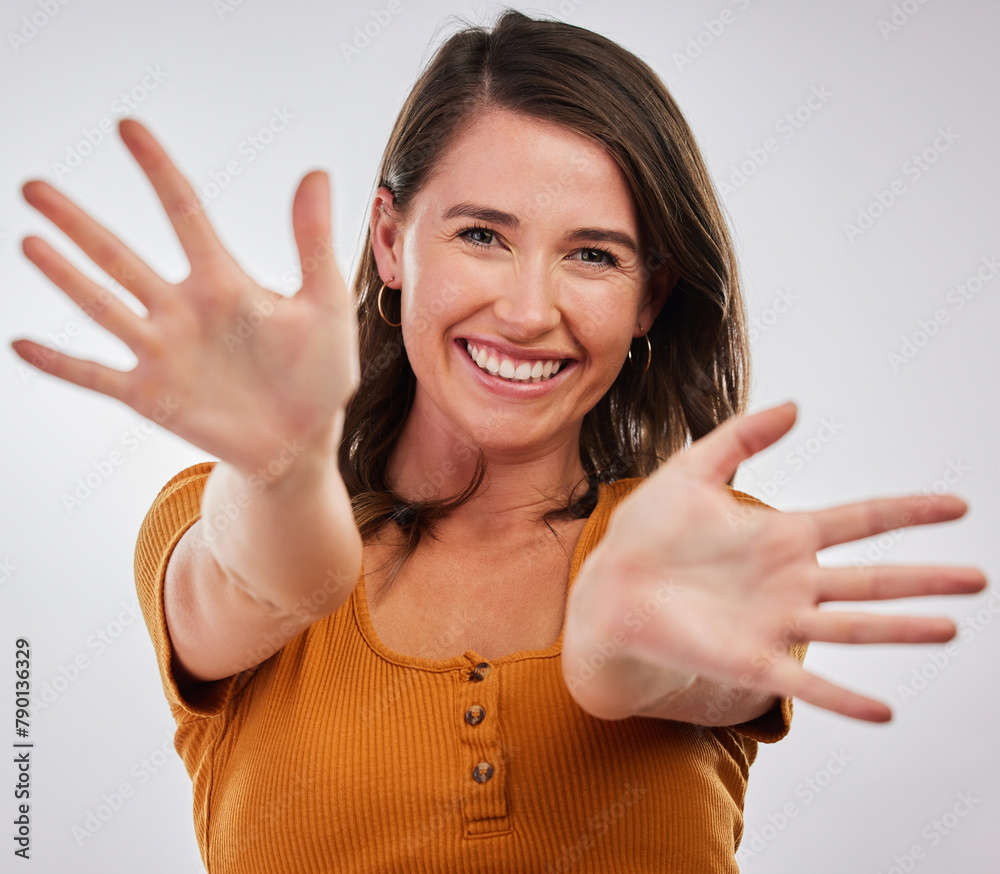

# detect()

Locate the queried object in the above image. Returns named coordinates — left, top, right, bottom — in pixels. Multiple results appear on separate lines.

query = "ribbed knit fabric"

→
left=134, top=461, right=806, bottom=873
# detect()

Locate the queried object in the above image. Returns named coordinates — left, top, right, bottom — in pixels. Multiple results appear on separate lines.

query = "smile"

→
left=464, top=341, right=565, bottom=383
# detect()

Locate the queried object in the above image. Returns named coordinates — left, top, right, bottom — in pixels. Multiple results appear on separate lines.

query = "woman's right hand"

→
left=12, top=118, right=359, bottom=477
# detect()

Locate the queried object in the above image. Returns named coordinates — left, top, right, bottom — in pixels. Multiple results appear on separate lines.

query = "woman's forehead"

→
left=415, top=109, right=639, bottom=231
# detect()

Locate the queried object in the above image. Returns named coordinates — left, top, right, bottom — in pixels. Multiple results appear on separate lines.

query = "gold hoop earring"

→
left=627, top=326, right=652, bottom=375
left=376, top=281, right=401, bottom=327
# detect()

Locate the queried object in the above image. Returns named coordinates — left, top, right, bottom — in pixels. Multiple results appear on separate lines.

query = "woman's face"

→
left=371, top=109, right=669, bottom=458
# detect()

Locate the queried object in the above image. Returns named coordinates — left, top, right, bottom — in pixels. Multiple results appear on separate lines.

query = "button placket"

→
left=457, top=659, right=509, bottom=834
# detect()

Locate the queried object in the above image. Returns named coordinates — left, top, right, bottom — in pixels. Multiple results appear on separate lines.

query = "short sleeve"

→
left=726, top=640, right=809, bottom=744
left=723, top=486, right=810, bottom=744
left=133, top=460, right=258, bottom=720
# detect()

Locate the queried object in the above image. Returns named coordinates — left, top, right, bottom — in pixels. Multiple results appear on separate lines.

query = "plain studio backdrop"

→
left=2, top=0, right=997, bottom=870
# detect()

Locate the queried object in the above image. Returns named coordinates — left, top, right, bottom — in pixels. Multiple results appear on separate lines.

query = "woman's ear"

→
left=370, top=186, right=404, bottom=285
left=636, top=262, right=676, bottom=336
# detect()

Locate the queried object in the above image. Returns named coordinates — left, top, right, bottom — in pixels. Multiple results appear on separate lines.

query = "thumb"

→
left=291, top=170, right=346, bottom=306
left=679, top=400, right=798, bottom=485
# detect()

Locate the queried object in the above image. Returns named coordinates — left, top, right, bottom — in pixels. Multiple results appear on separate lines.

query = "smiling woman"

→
left=364, top=108, right=665, bottom=529
left=11, top=6, right=985, bottom=874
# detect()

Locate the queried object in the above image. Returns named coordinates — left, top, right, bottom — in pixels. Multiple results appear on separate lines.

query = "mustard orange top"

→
left=134, top=461, right=805, bottom=873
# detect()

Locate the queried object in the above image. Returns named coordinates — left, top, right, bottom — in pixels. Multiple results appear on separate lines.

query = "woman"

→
left=12, top=9, right=983, bottom=872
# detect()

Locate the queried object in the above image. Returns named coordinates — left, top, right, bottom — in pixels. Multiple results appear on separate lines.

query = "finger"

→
left=803, top=494, right=969, bottom=551
left=765, top=656, right=892, bottom=722
left=21, top=236, right=152, bottom=355
left=799, top=610, right=957, bottom=645
left=678, top=401, right=798, bottom=485
left=11, top=338, right=130, bottom=402
left=815, top=564, right=987, bottom=603
left=291, top=171, right=347, bottom=307
left=117, top=118, right=231, bottom=268
left=21, top=180, right=165, bottom=309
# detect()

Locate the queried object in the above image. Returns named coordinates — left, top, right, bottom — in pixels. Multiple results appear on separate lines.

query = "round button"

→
left=473, top=762, right=493, bottom=783
left=470, top=662, right=491, bottom=682
left=465, top=705, right=486, bottom=726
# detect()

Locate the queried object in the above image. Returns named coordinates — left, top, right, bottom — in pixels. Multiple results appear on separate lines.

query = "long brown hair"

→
left=339, top=8, right=749, bottom=590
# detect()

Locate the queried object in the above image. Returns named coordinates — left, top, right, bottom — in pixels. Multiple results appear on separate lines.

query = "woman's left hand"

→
left=562, top=401, right=987, bottom=723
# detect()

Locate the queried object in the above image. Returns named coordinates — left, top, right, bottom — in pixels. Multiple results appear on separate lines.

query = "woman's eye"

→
left=577, top=248, right=619, bottom=267
left=461, top=226, right=494, bottom=246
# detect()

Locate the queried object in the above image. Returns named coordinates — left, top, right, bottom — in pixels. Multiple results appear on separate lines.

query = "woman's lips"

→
left=462, top=339, right=565, bottom=383
left=454, top=339, right=575, bottom=395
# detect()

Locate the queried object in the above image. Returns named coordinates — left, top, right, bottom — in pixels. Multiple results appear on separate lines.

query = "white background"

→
left=1, top=0, right=997, bottom=871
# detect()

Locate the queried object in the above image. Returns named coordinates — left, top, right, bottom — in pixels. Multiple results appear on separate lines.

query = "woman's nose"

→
left=492, top=267, right=560, bottom=339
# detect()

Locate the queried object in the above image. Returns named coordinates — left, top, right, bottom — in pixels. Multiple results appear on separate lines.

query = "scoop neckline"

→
left=351, top=480, right=611, bottom=672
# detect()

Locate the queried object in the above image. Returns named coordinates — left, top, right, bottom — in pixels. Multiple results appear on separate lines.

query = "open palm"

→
left=12, top=118, right=358, bottom=476
left=565, top=402, right=986, bottom=722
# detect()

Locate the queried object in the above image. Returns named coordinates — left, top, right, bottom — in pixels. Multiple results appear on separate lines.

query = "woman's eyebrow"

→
left=442, top=202, right=520, bottom=229
left=565, top=227, right=637, bottom=255
left=442, top=202, right=638, bottom=254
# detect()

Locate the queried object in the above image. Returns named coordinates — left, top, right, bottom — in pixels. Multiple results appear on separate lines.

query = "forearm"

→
left=197, top=415, right=362, bottom=619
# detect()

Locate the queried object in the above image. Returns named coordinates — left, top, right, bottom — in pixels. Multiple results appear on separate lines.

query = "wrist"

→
left=562, top=609, right=697, bottom=720
left=231, top=410, right=345, bottom=489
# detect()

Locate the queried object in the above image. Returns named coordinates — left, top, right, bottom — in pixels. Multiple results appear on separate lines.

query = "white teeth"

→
left=464, top=341, right=565, bottom=384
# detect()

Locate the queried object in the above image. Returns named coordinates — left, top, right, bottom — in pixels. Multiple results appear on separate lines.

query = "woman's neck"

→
left=386, top=403, right=589, bottom=543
